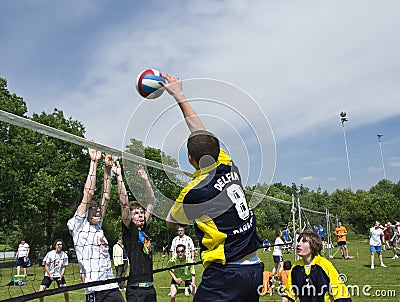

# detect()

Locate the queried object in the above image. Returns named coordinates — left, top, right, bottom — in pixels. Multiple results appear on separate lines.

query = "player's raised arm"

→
left=137, top=165, right=155, bottom=223
left=161, top=74, right=205, bottom=133
left=112, top=161, right=131, bottom=227
left=77, top=148, right=101, bottom=217
left=100, top=154, right=113, bottom=218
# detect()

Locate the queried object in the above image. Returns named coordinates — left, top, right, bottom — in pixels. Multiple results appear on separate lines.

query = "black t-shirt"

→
left=122, top=221, right=153, bottom=284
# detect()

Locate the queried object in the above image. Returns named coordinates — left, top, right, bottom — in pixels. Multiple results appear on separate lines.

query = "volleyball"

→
left=135, top=69, right=167, bottom=99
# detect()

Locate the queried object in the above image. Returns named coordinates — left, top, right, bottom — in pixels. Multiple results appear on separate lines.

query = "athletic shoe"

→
left=185, top=287, right=190, bottom=296
left=392, top=255, right=399, bottom=259
left=380, top=263, right=387, bottom=267
left=370, top=264, right=374, bottom=269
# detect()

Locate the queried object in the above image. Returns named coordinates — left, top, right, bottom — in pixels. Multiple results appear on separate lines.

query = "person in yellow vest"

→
left=113, top=235, right=128, bottom=289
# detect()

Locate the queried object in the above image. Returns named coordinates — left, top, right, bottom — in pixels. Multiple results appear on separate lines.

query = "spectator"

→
left=113, top=235, right=129, bottom=289
left=277, top=260, right=291, bottom=288
left=170, top=226, right=195, bottom=261
left=263, top=238, right=271, bottom=252
left=168, top=244, right=196, bottom=300
left=162, top=240, right=170, bottom=258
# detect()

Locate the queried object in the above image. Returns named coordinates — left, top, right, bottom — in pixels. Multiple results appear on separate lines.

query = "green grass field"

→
left=1, top=240, right=399, bottom=301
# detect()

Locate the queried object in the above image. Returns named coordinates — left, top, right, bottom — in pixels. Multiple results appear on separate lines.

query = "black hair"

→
left=283, top=260, right=292, bottom=270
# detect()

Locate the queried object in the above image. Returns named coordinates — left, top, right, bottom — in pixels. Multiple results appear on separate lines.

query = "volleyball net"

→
left=0, top=108, right=334, bottom=301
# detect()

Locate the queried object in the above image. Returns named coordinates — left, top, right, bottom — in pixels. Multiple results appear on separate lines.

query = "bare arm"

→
left=77, top=148, right=101, bottom=217
left=137, top=165, right=155, bottom=223
left=100, top=154, right=113, bottom=218
left=161, top=74, right=205, bottom=133
left=112, top=161, right=130, bottom=227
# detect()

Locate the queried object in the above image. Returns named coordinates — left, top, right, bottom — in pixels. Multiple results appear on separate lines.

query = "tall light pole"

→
left=340, top=111, right=352, bottom=190
left=377, top=134, right=386, bottom=179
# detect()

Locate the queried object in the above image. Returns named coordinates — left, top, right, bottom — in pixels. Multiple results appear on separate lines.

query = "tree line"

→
left=1, top=77, right=400, bottom=257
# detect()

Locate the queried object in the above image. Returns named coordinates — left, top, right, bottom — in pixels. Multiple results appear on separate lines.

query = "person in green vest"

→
left=167, top=244, right=196, bottom=300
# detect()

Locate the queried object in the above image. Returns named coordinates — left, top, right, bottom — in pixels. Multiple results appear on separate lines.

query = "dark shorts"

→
left=40, top=276, right=66, bottom=287
left=126, top=285, right=156, bottom=302
left=389, top=240, right=398, bottom=247
left=338, top=241, right=347, bottom=247
left=171, top=279, right=191, bottom=287
left=16, top=257, right=28, bottom=268
left=86, top=288, right=125, bottom=302
left=273, top=255, right=283, bottom=263
left=194, top=262, right=263, bottom=302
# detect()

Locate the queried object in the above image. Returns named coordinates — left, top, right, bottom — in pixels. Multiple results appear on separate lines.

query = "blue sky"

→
left=1, top=0, right=400, bottom=193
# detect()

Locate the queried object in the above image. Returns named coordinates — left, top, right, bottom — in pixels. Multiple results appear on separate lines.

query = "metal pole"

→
left=377, top=134, right=386, bottom=179
left=292, top=194, right=297, bottom=262
left=340, top=111, right=352, bottom=190
left=298, top=197, right=302, bottom=231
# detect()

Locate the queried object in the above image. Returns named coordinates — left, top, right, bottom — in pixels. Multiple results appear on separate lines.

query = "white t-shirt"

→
left=273, top=237, right=284, bottom=256
left=170, top=234, right=195, bottom=258
left=17, top=243, right=29, bottom=258
left=67, top=211, right=119, bottom=294
left=44, top=250, right=68, bottom=278
left=370, top=227, right=384, bottom=246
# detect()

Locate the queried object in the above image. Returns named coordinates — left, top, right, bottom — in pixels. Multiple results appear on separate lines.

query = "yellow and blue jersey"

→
left=170, top=149, right=262, bottom=268
left=282, top=254, right=351, bottom=302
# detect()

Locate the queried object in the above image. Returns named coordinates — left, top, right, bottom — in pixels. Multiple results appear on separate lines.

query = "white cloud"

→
left=300, top=176, right=315, bottom=182
left=390, top=161, right=400, bottom=168
left=368, top=166, right=383, bottom=173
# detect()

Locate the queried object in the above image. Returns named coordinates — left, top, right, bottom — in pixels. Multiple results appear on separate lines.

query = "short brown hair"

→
left=187, top=130, right=220, bottom=168
left=53, top=239, right=64, bottom=248
left=129, top=201, right=145, bottom=211
left=297, top=230, right=322, bottom=257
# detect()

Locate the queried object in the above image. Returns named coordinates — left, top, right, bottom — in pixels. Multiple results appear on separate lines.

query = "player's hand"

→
left=103, top=154, right=114, bottom=168
left=112, top=161, right=122, bottom=176
left=88, top=147, right=101, bottom=162
left=137, top=165, right=148, bottom=181
left=160, top=74, right=184, bottom=99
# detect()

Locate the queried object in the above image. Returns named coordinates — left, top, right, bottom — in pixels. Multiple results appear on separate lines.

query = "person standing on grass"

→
left=15, top=237, right=30, bottom=277
left=272, top=230, right=284, bottom=276
left=334, top=221, right=349, bottom=260
left=170, top=226, right=195, bottom=261
left=281, top=230, right=351, bottom=302
left=386, top=221, right=399, bottom=259
left=38, top=239, right=69, bottom=302
left=369, top=221, right=387, bottom=269
left=113, top=235, right=129, bottom=289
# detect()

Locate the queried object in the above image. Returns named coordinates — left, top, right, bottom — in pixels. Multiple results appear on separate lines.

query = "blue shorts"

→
left=370, top=245, right=382, bottom=254
left=338, top=241, right=347, bottom=247
left=194, top=262, right=263, bottom=302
